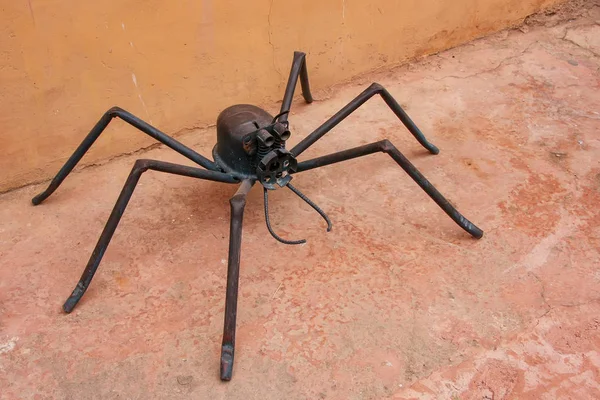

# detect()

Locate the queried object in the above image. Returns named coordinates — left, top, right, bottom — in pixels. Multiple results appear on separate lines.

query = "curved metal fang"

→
left=287, top=183, right=332, bottom=232
left=264, top=188, right=307, bottom=245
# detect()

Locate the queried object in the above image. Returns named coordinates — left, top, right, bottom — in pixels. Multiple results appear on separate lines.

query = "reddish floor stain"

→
left=498, top=173, right=567, bottom=236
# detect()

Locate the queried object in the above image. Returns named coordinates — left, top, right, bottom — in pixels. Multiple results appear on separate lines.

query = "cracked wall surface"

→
left=0, top=0, right=563, bottom=193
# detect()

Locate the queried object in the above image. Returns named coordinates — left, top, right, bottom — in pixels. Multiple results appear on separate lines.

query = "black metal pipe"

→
left=291, top=83, right=439, bottom=157
left=298, top=53, right=313, bottom=104
left=295, top=141, right=383, bottom=172
left=62, top=160, right=237, bottom=314
left=32, top=107, right=218, bottom=205
left=294, top=140, right=483, bottom=239
left=278, top=51, right=314, bottom=123
left=220, top=179, right=254, bottom=381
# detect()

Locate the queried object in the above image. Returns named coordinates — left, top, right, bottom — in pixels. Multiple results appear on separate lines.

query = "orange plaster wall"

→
left=0, top=0, right=559, bottom=191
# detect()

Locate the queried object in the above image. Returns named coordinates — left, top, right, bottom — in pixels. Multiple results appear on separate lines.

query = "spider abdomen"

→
left=213, top=104, right=274, bottom=177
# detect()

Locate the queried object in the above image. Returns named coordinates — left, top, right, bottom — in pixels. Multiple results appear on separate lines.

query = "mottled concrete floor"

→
left=1, top=9, right=600, bottom=400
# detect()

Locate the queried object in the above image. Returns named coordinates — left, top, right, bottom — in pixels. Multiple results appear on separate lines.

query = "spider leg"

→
left=32, top=107, right=219, bottom=205
left=278, top=51, right=314, bottom=123
left=291, top=83, right=439, bottom=157
left=294, top=140, right=483, bottom=239
left=220, top=179, right=254, bottom=381
left=62, top=159, right=237, bottom=314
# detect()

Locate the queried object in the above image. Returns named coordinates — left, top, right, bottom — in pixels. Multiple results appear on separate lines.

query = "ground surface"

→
left=1, top=5, right=600, bottom=400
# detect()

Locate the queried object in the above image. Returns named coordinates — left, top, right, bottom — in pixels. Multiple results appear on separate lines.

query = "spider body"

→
left=213, top=104, right=296, bottom=189
left=32, top=51, right=484, bottom=381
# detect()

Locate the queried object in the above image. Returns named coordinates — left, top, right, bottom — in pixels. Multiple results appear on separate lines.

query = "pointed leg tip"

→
left=429, top=145, right=440, bottom=155
left=220, top=369, right=232, bottom=381
left=220, top=348, right=234, bottom=381
left=31, top=194, right=44, bottom=206
left=63, top=292, right=83, bottom=313
left=469, top=226, right=484, bottom=239
left=62, top=300, right=76, bottom=313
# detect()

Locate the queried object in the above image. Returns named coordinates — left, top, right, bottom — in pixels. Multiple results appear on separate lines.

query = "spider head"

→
left=256, top=147, right=297, bottom=189
left=213, top=104, right=297, bottom=185
left=255, top=121, right=297, bottom=189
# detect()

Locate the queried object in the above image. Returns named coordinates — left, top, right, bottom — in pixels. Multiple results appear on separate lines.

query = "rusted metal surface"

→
left=32, top=50, right=484, bottom=381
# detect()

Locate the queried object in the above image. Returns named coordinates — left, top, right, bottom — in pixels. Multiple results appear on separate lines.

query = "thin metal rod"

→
left=62, top=160, right=237, bottom=314
left=278, top=51, right=314, bottom=123
left=295, top=141, right=383, bottom=172
left=263, top=188, right=306, bottom=245
left=286, top=183, right=332, bottom=232
left=220, top=179, right=254, bottom=381
left=291, top=83, right=439, bottom=157
left=294, top=140, right=484, bottom=239
left=32, top=107, right=218, bottom=205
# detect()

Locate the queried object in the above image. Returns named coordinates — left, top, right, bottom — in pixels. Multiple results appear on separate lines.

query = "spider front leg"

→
left=32, top=107, right=218, bottom=205
left=62, top=159, right=237, bottom=313
left=291, top=82, right=439, bottom=157
left=220, top=179, right=254, bottom=381
left=294, top=140, right=483, bottom=239
left=278, top=51, right=314, bottom=123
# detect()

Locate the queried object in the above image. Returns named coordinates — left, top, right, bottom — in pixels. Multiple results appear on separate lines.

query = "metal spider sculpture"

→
left=32, top=51, right=484, bottom=381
